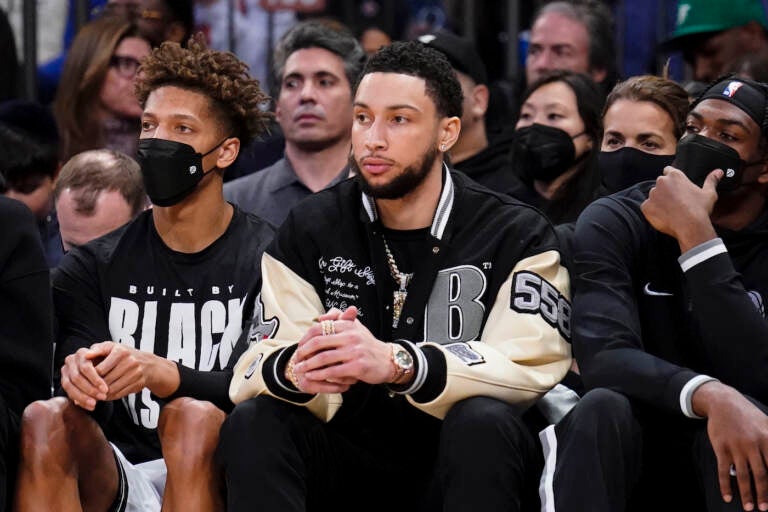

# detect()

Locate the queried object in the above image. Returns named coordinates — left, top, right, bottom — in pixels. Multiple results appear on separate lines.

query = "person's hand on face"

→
left=641, top=166, right=722, bottom=252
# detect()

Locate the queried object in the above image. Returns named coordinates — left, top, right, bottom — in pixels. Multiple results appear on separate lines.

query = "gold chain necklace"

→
left=382, top=235, right=413, bottom=329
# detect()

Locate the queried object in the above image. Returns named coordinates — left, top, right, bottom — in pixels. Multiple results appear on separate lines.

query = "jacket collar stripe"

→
left=362, top=192, right=377, bottom=222
left=360, top=163, right=455, bottom=240
left=430, top=163, right=454, bottom=240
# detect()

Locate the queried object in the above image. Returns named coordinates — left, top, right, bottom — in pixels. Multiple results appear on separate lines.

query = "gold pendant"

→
left=392, top=289, right=407, bottom=328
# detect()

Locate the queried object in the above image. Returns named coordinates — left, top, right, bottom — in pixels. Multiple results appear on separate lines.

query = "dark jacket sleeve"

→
left=53, top=248, right=108, bottom=369
left=166, top=365, right=235, bottom=411
left=0, top=198, right=54, bottom=416
left=572, top=198, right=699, bottom=417
left=52, top=246, right=111, bottom=401
left=679, top=239, right=768, bottom=402
left=166, top=290, right=254, bottom=412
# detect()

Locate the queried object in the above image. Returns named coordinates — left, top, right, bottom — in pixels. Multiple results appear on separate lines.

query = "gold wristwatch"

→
left=390, top=343, right=414, bottom=384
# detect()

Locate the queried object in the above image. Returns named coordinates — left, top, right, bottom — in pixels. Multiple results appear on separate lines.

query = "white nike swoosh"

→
left=643, top=282, right=673, bottom=297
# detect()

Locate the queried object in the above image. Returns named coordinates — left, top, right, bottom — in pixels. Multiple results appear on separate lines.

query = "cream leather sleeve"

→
left=229, top=253, right=344, bottom=422
left=407, top=250, right=572, bottom=419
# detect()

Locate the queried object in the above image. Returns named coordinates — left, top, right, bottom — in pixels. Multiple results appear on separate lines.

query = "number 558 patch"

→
left=510, top=271, right=571, bottom=340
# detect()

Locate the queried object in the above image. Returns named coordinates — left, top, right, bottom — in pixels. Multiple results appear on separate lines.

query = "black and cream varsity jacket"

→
left=231, top=166, right=572, bottom=421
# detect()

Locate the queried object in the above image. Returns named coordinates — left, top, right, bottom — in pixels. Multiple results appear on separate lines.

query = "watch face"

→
left=394, top=348, right=414, bottom=369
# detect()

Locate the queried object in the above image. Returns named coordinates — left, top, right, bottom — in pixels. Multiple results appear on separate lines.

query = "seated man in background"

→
left=14, top=35, right=274, bottom=512
left=54, top=149, right=147, bottom=252
left=525, top=0, right=617, bottom=95
left=660, top=0, right=768, bottom=83
left=224, top=21, right=365, bottom=226
left=419, top=30, right=515, bottom=189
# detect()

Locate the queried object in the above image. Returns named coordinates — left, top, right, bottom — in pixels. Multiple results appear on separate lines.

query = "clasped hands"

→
left=285, top=306, right=396, bottom=394
left=61, top=341, right=176, bottom=411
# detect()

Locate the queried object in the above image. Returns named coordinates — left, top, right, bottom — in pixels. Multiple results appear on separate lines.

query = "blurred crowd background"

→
left=0, top=0, right=697, bottom=105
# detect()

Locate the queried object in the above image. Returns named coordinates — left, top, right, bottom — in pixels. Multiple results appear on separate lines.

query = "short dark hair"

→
left=360, top=41, right=463, bottom=119
left=272, top=21, right=366, bottom=93
left=54, top=149, right=147, bottom=217
left=135, top=34, right=271, bottom=146
left=535, top=1, right=617, bottom=85
left=0, top=123, right=58, bottom=194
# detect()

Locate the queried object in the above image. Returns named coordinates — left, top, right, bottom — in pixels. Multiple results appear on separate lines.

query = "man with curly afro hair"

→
left=218, top=40, right=570, bottom=512
left=14, top=36, right=275, bottom=512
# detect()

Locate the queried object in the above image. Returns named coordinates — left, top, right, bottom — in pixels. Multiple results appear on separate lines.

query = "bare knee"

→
left=159, top=398, right=225, bottom=463
left=19, top=397, right=88, bottom=462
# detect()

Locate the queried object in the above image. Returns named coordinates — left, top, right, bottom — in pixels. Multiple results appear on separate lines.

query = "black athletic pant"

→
left=546, top=388, right=768, bottom=512
left=0, top=394, right=19, bottom=512
left=217, top=395, right=540, bottom=512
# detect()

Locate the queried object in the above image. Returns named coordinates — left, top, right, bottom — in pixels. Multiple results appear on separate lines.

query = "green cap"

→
left=667, top=0, right=768, bottom=45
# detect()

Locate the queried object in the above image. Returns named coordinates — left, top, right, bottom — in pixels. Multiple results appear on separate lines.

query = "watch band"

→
left=389, top=343, right=413, bottom=385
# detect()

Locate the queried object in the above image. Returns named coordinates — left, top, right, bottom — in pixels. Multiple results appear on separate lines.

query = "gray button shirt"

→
left=224, top=157, right=350, bottom=227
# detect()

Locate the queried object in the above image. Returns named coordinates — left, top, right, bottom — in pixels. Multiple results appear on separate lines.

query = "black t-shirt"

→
left=53, top=206, right=274, bottom=463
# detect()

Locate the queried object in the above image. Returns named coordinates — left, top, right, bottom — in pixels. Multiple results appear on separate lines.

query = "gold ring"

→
left=321, top=319, right=335, bottom=336
left=286, top=357, right=301, bottom=390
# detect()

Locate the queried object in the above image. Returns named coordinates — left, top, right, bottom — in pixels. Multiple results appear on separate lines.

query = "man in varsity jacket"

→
left=543, top=76, right=768, bottom=511
left=218, top=41, right=572, bottom=512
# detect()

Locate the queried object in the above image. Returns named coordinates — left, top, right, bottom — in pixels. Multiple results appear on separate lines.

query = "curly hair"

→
left=135, top=34, right=270, bottom=146
left=360, top=41, right=462, bottom=119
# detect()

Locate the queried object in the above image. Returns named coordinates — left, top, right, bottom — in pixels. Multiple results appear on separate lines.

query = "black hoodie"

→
left=453, top=127, right=515, bottom=189
left=573, top=181, right=768, bottom=417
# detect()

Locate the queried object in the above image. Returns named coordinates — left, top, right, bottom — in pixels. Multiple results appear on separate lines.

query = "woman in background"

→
left=599, top=75, right=689, bottom=194
left=55, top=17, right=151, bottom=161
left=508, top=70, right=603, bottom=225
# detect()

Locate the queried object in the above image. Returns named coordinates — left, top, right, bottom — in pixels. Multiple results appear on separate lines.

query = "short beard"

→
left=352, top=145, right=439, bottom=200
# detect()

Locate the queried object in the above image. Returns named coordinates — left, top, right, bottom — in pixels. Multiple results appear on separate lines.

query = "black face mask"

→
left=672, top=133, right=763, bottom=193
left=137, top=138, right=227, bottom=207
left=512, top=124, right=587, bottom=182
left=599, top=147, right=674, bottom=193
